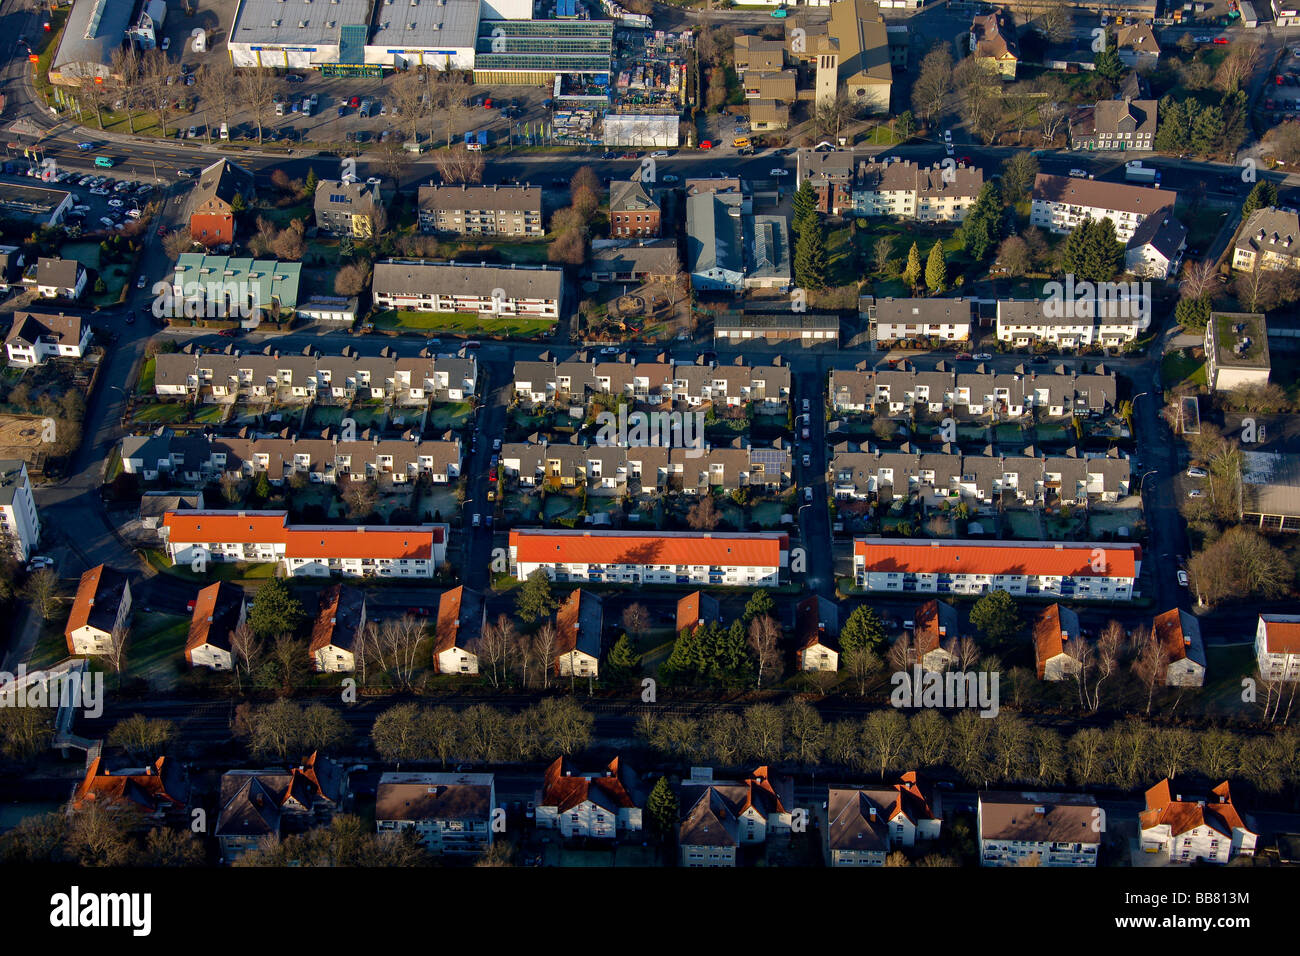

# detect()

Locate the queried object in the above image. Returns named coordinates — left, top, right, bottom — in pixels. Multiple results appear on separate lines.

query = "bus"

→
left=93, top=156, right=114, bottom=168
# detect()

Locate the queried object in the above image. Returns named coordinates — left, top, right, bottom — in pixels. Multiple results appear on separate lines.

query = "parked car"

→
left=973, top=352, right=993, bottom=361
left=160, top=37, right=170, bottom=51
left=136, top=275, right=147, bottom=289
left=1177, top=569, right=1189, bottom=587
left=1187, top=466, right=1208, bottom=478
left=1068, top=168, right=1088, bottom=177
left=801, top=454, right=811, bottom=467
left=1187, top=489, right=1206, bottom=498
left=803, top=487, right=813, bottom=502
left=472, top=513, right=481, bottom=527
left=770, top=167, right=789, bottom=177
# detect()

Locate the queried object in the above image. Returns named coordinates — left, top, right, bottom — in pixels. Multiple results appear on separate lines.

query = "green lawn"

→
left=371, top=308, right=556, bottom=338
left=136, top=356, right=156, bottom=395
left=133, top=402, right=226, bottom=425
left=1162, top=350, right=1207, bottom=389
left=126, top=614, right=189, bottom=688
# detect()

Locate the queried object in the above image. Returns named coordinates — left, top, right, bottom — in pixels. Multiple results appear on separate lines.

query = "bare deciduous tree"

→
left=748, top=614, right=783, bottom=690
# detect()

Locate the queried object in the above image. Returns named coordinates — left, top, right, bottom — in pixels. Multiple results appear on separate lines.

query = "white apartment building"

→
left=853, top=539, right=1141, bottom=601
left=867, top=297, right=972, bottom=344
left=996, top=299, right=1145, bottom=349
left=0, top=461, right=40, bottom=562
left=851, top=160, right=983, bottom=222
left=374, top=773, right=495, bottom=856
left=371, top=260, right=564, bottom=318
left=978, top=792, right=1100, bottom=866
left=508, top=529, right=789, bottom=587
left=1255, top=614, right=1300, bottom=681
left=1029, top=173, right=1176, bottom=242
left=161, top=510, right=448, bottom=578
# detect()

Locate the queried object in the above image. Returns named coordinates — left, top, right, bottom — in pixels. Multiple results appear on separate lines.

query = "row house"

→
left=1255, top=613, right=1300, bottom=682
left=120, top=430, right=462, bottom=486
left=371, top=260, right=564, bottom=319
left=978, top=791, right=1100, bottom=866
left=864, top=296, right=973, bottom=344
left=852, top=161, right=983, bottom=223
left=514, top=354, right=791, bottom=411
left=161, top=510, right=448, bottom=579
left=996, top=300, right=1145, bottom=349
left=826, top=772, right=942, bottom=866
left=536, top=756, right=644, bottom=839
left=1029, top=173, right=1176, bottom=243
left=152, top=349, right=477, bottom=405
left=1139, top=779, right=1257, bottom=864
left=509, top=529, right=789, bottom=588
left=500, top=437, right=791, bottom=495
left=375, top=772, right=495, bottom=856
left=853, top=539, right=1141, bottom=601
left=416, top=184, right=543, bottom=238
left=830, top=446, right=1132, bottom=506
left=678, top=766, right=793, bottom=867
left=215, top=753, right=347, bottom=861
left=171, top=253, right=301, bottom=317
left=795, top=148, right=855, bottom=215
left=827, top=362, right=1117, bottom=418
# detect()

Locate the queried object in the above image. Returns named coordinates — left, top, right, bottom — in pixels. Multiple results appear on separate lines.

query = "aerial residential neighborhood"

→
left=0, top=0, right=1296, bottom=933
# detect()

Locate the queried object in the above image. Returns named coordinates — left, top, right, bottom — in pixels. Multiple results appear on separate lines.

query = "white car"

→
left=770, top=168, right=789, bottom=177
left=801, top=454, right=811, bottom=467
left=99, top=217, right=115, bottom=228
left=161, top=37, right=170, bottom=51
left=600, top=346, right=620, bottom=355
left=943, top=129, right=953, bottom=143
left=662, top=173, right=679, bottom=183
left=1186, top=466, right=1208, bottom=478
left=1177, top=569, right=1189, bottom=587
left=803, top=487, right=813, bottom=502
left=366, top=177, right=382, bottom=186
left=1193, top=35, right=1213, bottom=43
left=1069, top=168, right=1088, bottom=177
left=108, top=199, right=124, bottom=207
left=973, top=352, right=993, bottom=361
left=187, top=126, right=198, bottom=138
left=1187, top=489, right=1206, bottom=498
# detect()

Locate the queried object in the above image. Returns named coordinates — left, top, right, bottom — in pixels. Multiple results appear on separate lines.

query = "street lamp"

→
left=1138, top=469, right=1159, bottom=494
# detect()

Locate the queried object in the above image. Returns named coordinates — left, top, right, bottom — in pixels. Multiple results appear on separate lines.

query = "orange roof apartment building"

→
left=853, top=539, right=1141, bottom=601
left=162, top=510, right=448, bottom=579
left=1139, top=779, right=1257, bottom=863
left=1255, top=613, right=1300, bottom=682
left=509, top=529, right=789, bottom=588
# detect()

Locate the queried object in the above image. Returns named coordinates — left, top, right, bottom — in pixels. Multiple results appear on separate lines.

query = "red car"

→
left=489, top=467, right=498, bottom=482
left=349, top=95, right=360, bottom=107
left=1213, top=36, right=1228, bottom=44
left=186, top=599, right=196, bottom=612
left=699, top=140, right=713, bottom=149
left=957, top=156, right=972, bottom=164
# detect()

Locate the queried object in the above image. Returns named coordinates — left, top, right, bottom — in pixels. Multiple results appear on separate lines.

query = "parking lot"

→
left=0, top=161, right=158, bottom=237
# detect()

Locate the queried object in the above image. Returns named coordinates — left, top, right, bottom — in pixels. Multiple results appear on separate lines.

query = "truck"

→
left=1124, top=161, right=1158, bottom=183
left=464, top=130, right=489, bottom=151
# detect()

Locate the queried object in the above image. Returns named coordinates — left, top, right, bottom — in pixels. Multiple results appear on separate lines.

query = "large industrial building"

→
left=225, top=0, right=612, bottom=80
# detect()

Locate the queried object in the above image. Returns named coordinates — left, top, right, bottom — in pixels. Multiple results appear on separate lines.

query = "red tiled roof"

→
left=185, top=581, right=244, bottom=659
left=540, top=756, right=640, bottom=814
left=510, top=530, right=788, bottom=568
left=284, top=528, right=434, bottom=561
left=434, top=586, right=466, bottom=658
left=72, top=756, right=187, bottom=813
left=1153, top=607, right=1194, bottom=663
left=1033, top=603, right=1077, bottom=677
left=854, top=540, right=1139, bottom=579
left=65, top=565, right=130, bottom=653
left=162, top=511, right=441, bottom=560
left=1140, top=778, right=1251, bottom=839
left=1260, top=616, right=1300, bottom=655
left=162, top=510, right=289, bottom=543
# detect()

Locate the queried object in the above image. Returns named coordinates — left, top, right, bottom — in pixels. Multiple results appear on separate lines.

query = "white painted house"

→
left=185, top=581, right=246, bottom=671
left=535, top=756, right=644, bottom=839
left=1255, top=613, right=1300, bottom=682
left=64, top=565, right=132, bottom=657
left=1139, top=779, right=1257, bottom=864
